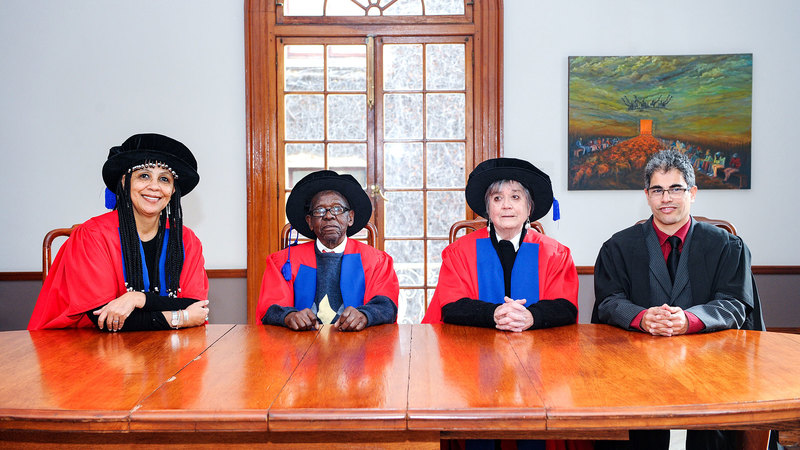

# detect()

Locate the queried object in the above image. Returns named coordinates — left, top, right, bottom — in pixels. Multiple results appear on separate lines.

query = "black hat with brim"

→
left=102, top=133, right=200, bottom=195
left=286, top=170, right=372, bottom=239
left=465, top=157, right=553, bottom=222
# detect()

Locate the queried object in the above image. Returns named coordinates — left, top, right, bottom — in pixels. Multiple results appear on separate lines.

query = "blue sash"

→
left=476, top=238, right=540, bottom=304
left=293, top=253, right=366, bottom=310
left=119, top=228, right=170, bottom=296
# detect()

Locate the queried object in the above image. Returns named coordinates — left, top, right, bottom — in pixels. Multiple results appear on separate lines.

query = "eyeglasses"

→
left=647, top=186, right=689, bottom=198
left=308, top=205, right=350, bottom=217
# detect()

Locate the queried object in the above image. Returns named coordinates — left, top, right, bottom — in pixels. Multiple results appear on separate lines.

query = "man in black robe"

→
left=592, top=150, right=765, bottom=450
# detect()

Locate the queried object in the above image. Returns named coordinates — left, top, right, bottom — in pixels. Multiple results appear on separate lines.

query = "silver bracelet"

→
left=170, top=310, right=180, bottom=329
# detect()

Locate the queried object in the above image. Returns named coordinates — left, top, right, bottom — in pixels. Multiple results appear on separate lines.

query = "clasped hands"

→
left=493, top=296, right=534, bottom=332
left=94, top=292, right=209, bottom=332
left=285, top=306, right=367, bottom=332
left=640, top=304, right=688, bottom=336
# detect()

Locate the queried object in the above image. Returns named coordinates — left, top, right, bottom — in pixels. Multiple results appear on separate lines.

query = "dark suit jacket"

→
left=592, top=217, right=764, bottom=331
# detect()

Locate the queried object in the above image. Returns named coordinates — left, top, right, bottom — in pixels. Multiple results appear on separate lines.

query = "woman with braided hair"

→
left=29, top=133, right=209, bottom=332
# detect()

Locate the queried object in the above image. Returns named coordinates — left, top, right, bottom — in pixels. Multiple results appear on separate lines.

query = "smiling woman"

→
left=28, top=134, right=210, bottom=333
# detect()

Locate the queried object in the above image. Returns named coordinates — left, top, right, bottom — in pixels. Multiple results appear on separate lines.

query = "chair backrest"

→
left=636, top=216, right=737, bottom=236
left=280, top=221, right=378, bottom=249
left=448, top=218, right=545, bottom=244
left=42, top=224, right=80, bottom=281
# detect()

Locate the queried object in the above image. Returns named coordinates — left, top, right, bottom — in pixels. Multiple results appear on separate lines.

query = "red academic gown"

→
left=28, top=211, right=209, bottom=330
left=256, top=239, right=399, bottom=321
left=423, top=227, right=579, bottom=324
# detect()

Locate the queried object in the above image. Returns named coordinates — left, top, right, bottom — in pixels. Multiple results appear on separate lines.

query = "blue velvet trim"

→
left=118, top=228, right=170, bottom=297
left=510, top=242, right=539, bottom=304
left=340, top=254, right=366, bottom=309
left=476, top=238, right=506, bottom=304
left=293, top=265, right=317, bottom=310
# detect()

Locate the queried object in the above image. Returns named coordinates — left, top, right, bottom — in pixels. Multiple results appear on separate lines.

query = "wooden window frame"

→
left=244, top=0, right=504, bottom=323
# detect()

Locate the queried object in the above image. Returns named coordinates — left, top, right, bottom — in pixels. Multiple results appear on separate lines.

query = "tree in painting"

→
left=568, top=54, right=752, bottom=190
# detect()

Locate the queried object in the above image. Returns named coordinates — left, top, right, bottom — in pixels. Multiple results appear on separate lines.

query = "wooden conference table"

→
left=1, top=324, right=799, bottom=448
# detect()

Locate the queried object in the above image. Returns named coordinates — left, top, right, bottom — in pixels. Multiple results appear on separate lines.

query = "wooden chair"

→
left=636, top=216, right=737, bottom=235
left=448, top=218, right=545, bottom=244
left=280, top=221, right=378, bottom=249
left=42, top=224, right=80, bottom=281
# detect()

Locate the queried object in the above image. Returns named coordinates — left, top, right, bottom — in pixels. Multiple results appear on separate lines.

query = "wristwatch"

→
left=171, top=310, right=180, bottom=329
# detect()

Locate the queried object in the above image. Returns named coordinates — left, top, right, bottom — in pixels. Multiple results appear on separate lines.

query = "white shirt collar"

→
left=507, top=231, right=522, bottom=252
left=316, top=236, right=348, bottom=254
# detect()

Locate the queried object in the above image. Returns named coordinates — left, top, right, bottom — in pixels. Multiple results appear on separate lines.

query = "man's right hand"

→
left=285, top=308, right=319, bottom=331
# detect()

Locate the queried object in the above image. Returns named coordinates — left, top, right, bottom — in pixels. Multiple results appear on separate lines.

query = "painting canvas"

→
left=568, top=54, right=752, bottom=190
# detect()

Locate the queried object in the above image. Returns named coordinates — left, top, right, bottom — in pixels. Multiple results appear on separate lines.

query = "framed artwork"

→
left=568, top=54, right=752, bottom=190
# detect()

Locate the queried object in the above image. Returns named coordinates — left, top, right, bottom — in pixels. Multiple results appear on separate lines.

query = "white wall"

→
left=504, top=0, right=800, bottom=265
left=1, top=0, right=798, bottom=271
left=0, top=0, right=246, bottom=271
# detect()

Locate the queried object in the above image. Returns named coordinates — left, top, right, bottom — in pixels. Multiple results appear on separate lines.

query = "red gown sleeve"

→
left=256, top=248, right=297, bottom=321
left=422, top=239, right=478, bottom=324
left=361, top=245, right=400, bottom=307
left=539, top=239, right=579, bottom=309
left=177, top=226, right=209, bottom=301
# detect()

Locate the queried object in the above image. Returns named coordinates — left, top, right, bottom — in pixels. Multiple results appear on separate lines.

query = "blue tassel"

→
left=552, top=197, right=561, bottom=221
left=104, top=188, right=116, bottom=210
left=281, top=227, right=298, bottom=281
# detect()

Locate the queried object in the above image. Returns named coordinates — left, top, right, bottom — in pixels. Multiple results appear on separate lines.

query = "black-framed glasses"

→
left=308, top=205, right=350, bottom=217
left=647, top=186, right=689, bottom=198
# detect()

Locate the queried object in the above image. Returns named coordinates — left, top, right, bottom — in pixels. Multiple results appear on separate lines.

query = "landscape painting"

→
left=568, top=54, right=752, bottom=190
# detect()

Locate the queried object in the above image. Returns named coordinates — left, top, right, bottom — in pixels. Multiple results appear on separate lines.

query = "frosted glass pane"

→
left=427, top=190, right=465, bottom=237
left=383, top=45, right=422, bottom=91
left=285, top=95, right=324, bottom=140
left=328, top=45, right=366, bottom=92
left=283, top=0, right=324, bottom=16
left=327, top=0, right=367, bottom=15
left=426, top=93, right=464, bottom=139
left=285, top=143, right=324, bottom=189
left=328, top=95, right=366, bottom=140
left=426, top=44, right=465, bottom=90
left=384, top=142, right=423, bottom=188
left=427, top=142, right=465, bottom=188
left=385, top=240, right=424, bottom=286
left=329, top=143, right=367, bottom=187
left=427, top=239, right=448, bottom=286
left=284, top=45, right=324, bottom=91
left=383, top=0, right=422, bottom=15
left=425, top=0, right=465, bottom=15
left=397, top=289, right=425, bottom=324
left=385, top=191, right=423, bottom=237
left=384, top=94, right=423, bottom=139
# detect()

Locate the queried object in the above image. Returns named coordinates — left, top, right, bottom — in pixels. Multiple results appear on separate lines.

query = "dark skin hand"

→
left=284, top=308, right=319, bottom=331
left=334, top=306, right=368, bottom=331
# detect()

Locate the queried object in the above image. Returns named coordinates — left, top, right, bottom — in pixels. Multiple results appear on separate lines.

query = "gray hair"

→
left=484, top=179, right=533, bottom=215
left=644, top=150, right=696, bottom=189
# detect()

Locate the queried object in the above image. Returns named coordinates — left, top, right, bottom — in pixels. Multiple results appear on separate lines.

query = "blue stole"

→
left=119, top=229, right=170, bottom=296
left=476, top=237, right=540, bottom=304
left=293, top=254, right=366, bottom=310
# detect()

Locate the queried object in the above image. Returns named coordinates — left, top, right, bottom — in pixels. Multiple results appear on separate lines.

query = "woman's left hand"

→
left=494, top=296, right=534, bottom=332
left=93, top=292, right=146, bottom=332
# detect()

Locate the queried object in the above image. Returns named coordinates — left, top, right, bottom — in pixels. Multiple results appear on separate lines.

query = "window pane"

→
left=327, top=0, right=367, bottom=16
left=283, top=0, right=324, bottom=16
left=384, top=142, right=423, bottom=188
left=329, top=143, right=367, bottom=187
left=328, top=94, right=366, bottom=140
left=285, top=95, right=325, bottom=140
left=383, top=0, right=422, bottom=15
left=427, top=239, right=448, bottom=286
left=385, top=240, right=424, bottom=286
left=427, top=190, right=465, bottom=237
left=425, top=0, right=465, bottom=15
left=384, top=94, right=423, bottom=139
left=426, top=93, right=464, bottom=139
left=383, top=45, right=423, bottom=91
left=385, top=191, right=423, bottom=237
left=427, top=142, right=465, bottom=188
left=328, top=45, right=366, bottom=92
left=426, top=44, right=465, bottom=90
left=284, top=45, right=324, bottom=91
left=285, top=143, right=324, bottom=189
left=397, top=289, right=425, bottom=324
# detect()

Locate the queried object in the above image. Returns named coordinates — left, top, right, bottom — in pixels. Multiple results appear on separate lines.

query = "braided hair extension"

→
left=114, top=167, right=185, bottom=296
left=165, top=183, right=184, bottom=296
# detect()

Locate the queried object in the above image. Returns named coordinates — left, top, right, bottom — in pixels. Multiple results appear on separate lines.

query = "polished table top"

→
left=1, top=324, right=799, bottom=441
